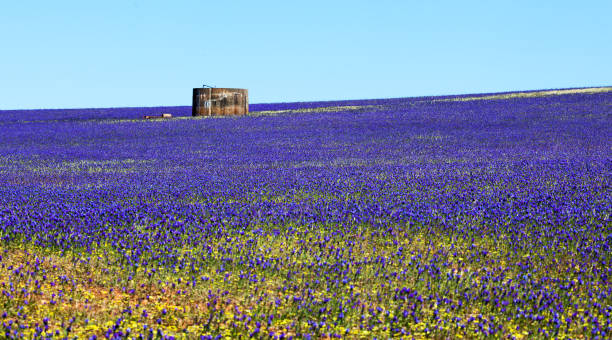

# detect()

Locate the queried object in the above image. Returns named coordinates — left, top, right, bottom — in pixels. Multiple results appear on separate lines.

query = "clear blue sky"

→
left=1, top=0, right=610, bottom=109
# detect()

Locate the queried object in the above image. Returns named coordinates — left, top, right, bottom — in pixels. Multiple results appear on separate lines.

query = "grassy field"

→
left=0, top=88, right=610, bottom=339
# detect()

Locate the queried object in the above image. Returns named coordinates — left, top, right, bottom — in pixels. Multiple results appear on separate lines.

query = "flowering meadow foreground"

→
left=0, top=88, right=610, bottom=339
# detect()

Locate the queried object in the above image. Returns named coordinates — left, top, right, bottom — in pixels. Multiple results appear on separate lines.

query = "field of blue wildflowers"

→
left=0, top=88, right=610, bottom=339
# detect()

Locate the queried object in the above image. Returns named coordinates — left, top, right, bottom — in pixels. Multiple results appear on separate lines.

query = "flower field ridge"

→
left=0, top=89, right=611, bottom=339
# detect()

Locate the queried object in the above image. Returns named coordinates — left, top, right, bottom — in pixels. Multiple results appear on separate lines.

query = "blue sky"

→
left=1, top=0, right=610, bottom=109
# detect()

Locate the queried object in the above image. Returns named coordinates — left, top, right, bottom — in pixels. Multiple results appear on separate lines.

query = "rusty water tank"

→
left=192, top=88, right=249, bottom=116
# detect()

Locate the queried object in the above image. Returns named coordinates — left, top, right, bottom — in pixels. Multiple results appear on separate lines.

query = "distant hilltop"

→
left=0, top=86, right=610, bottom=113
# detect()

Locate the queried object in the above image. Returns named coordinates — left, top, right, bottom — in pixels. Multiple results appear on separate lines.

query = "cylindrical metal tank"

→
left=192, top=88, right=249, bottom=116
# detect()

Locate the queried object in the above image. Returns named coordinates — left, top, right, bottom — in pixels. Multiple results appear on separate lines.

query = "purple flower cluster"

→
left=0, top=90, right=610, bottom=338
